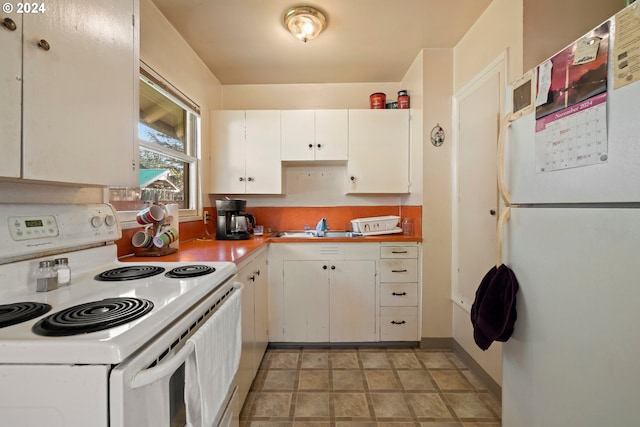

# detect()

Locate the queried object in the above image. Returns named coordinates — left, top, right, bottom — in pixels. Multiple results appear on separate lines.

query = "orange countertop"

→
left=120, top=234, right=421, bottom=265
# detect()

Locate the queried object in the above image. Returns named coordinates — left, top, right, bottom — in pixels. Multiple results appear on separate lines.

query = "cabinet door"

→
left=0, top=14, right=21, bottom=178
left=211, top=110, right=247, bottom=193
left=253, top=251, right=269, bottom=365
left=283, top=260, right=329, bottom=342
left=315, top=110, right=348, bottom=161
left=245, top=110, right=282, bottom=194
left=281, top=110, right=314, bottom=161
left=21, top=0, right=137, bottom=186
left=347, top=110, right=409, bottom=193
left=236, top=260, right=256, bottom=406
left=330, top=260, right=377, bottom=342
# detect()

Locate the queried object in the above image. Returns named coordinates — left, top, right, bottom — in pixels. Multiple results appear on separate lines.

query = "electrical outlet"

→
left=203, top=211, right=211, bottom=224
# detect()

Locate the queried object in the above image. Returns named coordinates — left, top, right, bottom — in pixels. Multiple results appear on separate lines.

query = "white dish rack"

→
left=350, top=215, right=400, bottom=234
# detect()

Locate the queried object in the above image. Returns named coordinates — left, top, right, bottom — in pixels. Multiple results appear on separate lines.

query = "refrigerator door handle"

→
left=497, top=113, right=515, bottom=206
left=496, top=207, right=510, bottom=267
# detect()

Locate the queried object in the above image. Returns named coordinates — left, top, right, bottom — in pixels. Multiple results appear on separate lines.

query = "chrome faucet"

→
left=315, top=217, right=328, bottom=237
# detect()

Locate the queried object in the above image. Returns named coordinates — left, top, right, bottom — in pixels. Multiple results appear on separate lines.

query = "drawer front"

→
left=380, top=283, right=418, bottom=306
left=380, top=307, right=418, bottom=341
left=380, top=246, right=418, bottom=259
left=380, top=259, right=418, bottom=282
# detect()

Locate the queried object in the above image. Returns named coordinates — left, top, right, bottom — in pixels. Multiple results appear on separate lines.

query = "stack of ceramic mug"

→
left=132, top=205, right=179, bottom=251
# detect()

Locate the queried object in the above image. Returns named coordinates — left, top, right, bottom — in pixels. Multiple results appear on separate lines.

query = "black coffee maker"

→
left=215, top=199, right=255, bottom=240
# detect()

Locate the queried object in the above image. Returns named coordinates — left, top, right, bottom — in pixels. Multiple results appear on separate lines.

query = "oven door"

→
left=109, top=278, right=240, bottom=427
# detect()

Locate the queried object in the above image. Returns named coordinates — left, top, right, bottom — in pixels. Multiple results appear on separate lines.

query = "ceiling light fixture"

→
left=283, top=6, right=327, bottom=43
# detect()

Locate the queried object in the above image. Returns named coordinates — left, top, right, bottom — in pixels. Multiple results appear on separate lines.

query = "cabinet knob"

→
left=322, top=265, right=328, bottom=270
left=317, top=144, right=322, bottom=149
left=350, top=176, right=356, bottom=181
left=330, top=265, right=336, bottom=270
left=249, top=275, right=255, bottom=282
left=254, top=269, right=260, bottom=276
left=490, top=209, right=496, bottom=216
left=391, top=269, right=408, bottom=273
left=392, top=292, right=407, bottom=296
left=390, top=320, right=407, bottom=325
left=239, top=177, right=245, bottom=182
left=308, top=144, right=313, bottom=149
left=247, top=177, right=254, bottom=182
left=2, top=17, right=17, bottom=31
left=37, top=39, right=51, bottom=51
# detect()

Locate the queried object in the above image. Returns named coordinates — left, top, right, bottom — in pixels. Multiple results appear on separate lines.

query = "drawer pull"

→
left=392, top=292, right=407, bottom=296
left=391, top=269, right=408, bottom=273
left=390, top=320, right=406, bottom=325
left=391, top=250, right=408, bottom=254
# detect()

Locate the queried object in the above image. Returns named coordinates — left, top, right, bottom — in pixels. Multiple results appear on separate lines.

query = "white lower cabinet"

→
left=282, top=260, right=330, bottom=342
left=235, top=247, right=268, bottom=407
left=282, top=259, right=376, bottom=342
left=379, top=244, right=420, bottom=341
left=270, top=243, right=379, bottom=343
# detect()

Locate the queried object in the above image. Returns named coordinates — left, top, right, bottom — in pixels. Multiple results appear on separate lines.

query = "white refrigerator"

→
left=501, top=6, right=640, bottom=427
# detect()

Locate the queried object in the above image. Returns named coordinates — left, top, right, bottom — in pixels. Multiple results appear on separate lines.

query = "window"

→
left=109, top=63, right=201, bottom=222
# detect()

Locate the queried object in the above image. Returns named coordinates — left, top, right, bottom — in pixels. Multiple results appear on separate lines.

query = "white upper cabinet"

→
left=0, top=13, right=21, bottom=178
left=210, top=110, right=282, bottom=194
left=281, top=110, right=348, bottom=161
left=347, top=109, right=410, bottom=194
left=6, top=0, right=138, bottom=186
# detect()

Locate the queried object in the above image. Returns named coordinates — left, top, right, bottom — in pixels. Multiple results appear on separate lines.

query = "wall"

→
left=523, top=0, right=625, bottom=70
left=452, top=0, right=524, bottom=384
left=140, top=0, right=223, bottom=198
left=415, top=49, right=455, bottom=339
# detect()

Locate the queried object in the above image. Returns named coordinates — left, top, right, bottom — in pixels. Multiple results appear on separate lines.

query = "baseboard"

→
left=451, top=339, right=502, bottom=400
left=419, top=337, right=454, bottom=349
left=268, top=341, right=419, bottom=349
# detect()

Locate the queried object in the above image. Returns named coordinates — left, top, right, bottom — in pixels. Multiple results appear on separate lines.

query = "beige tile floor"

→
left=240, top=347, right=501, bottom=427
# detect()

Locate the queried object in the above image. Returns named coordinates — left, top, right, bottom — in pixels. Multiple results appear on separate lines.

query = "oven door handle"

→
left=131, top=340, right=195, bottom=389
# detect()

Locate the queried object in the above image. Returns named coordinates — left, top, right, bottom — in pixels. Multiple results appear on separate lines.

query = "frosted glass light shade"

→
left=283, top=6, right=327, bottom=42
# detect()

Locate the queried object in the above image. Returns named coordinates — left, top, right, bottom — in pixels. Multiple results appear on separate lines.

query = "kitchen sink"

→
left=271, top=230, right=361, bottom=238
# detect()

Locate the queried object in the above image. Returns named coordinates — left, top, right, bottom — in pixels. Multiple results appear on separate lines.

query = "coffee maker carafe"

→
left=215, top=199, right=255, bottom=240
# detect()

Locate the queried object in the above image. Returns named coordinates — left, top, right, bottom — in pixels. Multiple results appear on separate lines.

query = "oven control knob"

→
left=104, top=215, right=116, bottom=227
left=90, top=215, right=104, bottom=228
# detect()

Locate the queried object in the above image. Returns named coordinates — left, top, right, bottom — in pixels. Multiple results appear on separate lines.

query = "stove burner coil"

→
left=94, top=266, right=165, bottom=281
left=32, top=297, right=154, bottom=336
left=0, top=302, right=52, bottom=328
left=165, top=265, right=216, bottom=279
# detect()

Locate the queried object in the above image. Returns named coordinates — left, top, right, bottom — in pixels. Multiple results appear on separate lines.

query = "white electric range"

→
left=0, top=203, right=240, bottom=427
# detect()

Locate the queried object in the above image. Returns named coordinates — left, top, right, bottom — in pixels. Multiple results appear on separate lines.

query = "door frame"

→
left=451, top=51, right=508, bottom=311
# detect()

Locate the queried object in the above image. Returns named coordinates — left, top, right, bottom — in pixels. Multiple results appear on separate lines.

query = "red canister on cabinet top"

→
left=370, top=92, right=386, bottom=109
left=398, top=90, right=410, bottom=109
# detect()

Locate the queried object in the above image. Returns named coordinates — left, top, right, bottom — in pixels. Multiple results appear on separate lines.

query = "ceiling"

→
left=150, top=0, right=493, bottom=85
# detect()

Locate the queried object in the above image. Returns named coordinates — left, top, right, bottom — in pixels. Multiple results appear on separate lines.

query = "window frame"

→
left=110, top=62, right=202, bottom=228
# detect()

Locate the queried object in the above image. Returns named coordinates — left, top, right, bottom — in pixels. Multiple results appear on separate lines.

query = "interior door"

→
left=454, top=59, right=503, bottom=307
